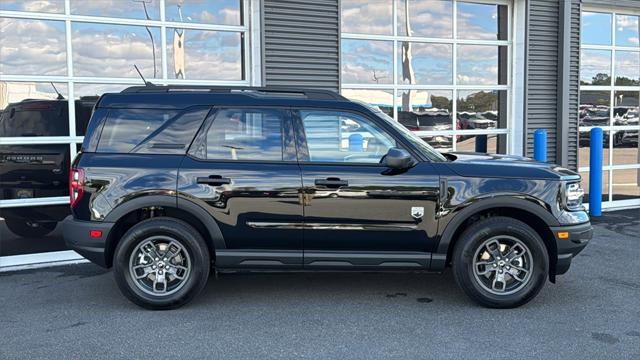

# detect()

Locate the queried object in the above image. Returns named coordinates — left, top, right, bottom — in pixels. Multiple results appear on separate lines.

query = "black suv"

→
left=63, top=86, right=592, bottom=310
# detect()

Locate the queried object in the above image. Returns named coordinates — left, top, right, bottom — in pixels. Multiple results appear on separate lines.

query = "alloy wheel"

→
left=472, top=235, right=533, bottom=295
left=128, top=236, right=191, bottom=296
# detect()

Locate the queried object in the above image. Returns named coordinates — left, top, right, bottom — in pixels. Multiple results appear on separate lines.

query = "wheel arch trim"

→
left=432, top=197, right=559, bottom=270
left=103, top=194, right=226, bottom=261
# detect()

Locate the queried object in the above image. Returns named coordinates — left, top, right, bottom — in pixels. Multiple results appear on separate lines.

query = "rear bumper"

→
left=62, top=215, right=114, bottom=268
left=550, top=221, right=593, bottom=275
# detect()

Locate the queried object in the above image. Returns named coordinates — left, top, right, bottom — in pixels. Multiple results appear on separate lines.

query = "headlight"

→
left=563, top=182, right=585, bottom=210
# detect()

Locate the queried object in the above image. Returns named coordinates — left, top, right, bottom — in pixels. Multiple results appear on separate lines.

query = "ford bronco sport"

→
left=63, top=86, right=592, bottom=310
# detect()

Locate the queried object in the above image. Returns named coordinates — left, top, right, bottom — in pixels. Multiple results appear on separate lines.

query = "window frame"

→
left=339, top=0, right=514, bottom=154
left=187, top=106, right=297, bottom=164
left=0, top=0, right=262, bottom=210
left=290, top=107, right=420, bottom=166
left=579, top=6, right=640, bottom=209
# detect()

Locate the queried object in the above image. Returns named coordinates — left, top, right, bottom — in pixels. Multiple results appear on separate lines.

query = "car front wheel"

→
left=113, top=217, right=210, bottom=310
left=452, top=217, right=549, bottom=308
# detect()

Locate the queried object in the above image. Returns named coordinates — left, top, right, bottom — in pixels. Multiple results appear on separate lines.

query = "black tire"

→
left=113, top=217, right=210, bottom=310
left=452, top=217, right=549, bottom=308
left=5, top=219, right=56, bottom=238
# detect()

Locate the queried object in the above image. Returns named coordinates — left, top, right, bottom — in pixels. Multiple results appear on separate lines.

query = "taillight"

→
left=69, top=167, right=85, bottom=208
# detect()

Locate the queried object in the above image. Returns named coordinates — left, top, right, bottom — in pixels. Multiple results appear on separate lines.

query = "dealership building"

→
left=0, top=0, right=639, bottom=267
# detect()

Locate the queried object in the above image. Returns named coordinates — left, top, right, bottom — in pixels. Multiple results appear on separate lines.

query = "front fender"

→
left=431, top=195, right=559, bottom=270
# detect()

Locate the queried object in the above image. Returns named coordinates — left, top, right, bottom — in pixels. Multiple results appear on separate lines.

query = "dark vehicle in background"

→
left=579, top=106, right=640, bottom=147
left=64, top=86, right=592, bottom=310
left=0, top=97, right=96, bottom=237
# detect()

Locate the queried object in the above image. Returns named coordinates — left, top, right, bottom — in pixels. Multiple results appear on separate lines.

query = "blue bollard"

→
left=475, top=134, right=487, bottom=153
left=533, top=129, right=547, bottom=162
left=589, top=127, right=603, bottom=217
left=348, top=133, right=364, bottom=152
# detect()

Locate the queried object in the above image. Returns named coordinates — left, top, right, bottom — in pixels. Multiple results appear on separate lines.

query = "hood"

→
left=443, top=152, right=581, bottom=180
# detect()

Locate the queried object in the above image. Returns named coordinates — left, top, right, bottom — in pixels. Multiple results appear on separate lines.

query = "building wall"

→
left=262, top=0, right=340, bottom=91
left=524, top=0, right=580, bottom=169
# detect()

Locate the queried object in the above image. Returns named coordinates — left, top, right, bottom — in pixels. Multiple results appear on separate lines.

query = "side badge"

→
left=411, top=206, right=424, bottom=219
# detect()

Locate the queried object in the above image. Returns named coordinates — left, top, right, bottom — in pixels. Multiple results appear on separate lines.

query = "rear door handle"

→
left=197, top=175, right=231, bottom=186
left=315, top=177, right=348, bottom=188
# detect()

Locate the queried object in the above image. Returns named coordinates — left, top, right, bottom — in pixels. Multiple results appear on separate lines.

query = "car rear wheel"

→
left=452, top=217, right=549, bottom=308
left=113, top=217, right=210, bottom=310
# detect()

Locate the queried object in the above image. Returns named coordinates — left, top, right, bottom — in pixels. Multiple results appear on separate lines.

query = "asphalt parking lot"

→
left=1, top=210, right=639, bottom=359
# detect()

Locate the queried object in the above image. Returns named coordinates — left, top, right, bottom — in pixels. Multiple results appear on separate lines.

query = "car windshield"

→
left=367, top=106, right=448, bottom=162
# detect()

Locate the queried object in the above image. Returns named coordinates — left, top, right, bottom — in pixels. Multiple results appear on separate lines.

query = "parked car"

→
left=0, top=97, right=96, bottom=237
left=398, top=110, right=460, bottom=148
left=63, top=86, right=592, bottom=310
left=458, top=111, right=497, bottom=130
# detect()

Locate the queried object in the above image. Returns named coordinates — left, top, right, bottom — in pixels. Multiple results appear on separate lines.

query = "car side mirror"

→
left=383, top=148, right=413, bottom=169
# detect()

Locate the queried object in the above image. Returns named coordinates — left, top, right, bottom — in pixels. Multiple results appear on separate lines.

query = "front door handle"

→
left=197, top=175, right=231, bottom=186
left=315, top=177, right=348, bottom=188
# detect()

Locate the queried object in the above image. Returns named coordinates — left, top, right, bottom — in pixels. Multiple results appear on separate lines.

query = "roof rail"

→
left=120, top=85, right=347, bottom=101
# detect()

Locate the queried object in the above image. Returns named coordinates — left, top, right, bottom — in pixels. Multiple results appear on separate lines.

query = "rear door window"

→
left=191, top=108, right=286, bottom=161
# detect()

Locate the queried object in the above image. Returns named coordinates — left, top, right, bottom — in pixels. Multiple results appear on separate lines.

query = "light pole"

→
left=132, top=0, right=157, bottom=78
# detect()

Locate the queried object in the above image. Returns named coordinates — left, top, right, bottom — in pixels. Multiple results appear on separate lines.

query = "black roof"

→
left=96, top=85, right=359, bottom=110
left=121, top=85, right=347, bottom=101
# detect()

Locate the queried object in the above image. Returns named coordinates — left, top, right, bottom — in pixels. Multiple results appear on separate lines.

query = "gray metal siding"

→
left=525, top=0, right=560, bottom=163
left=525, top=0, right=580, bottom=169
left=262, top=0, right=340, bottom=91
left=567, top=0, right=580, bottom=170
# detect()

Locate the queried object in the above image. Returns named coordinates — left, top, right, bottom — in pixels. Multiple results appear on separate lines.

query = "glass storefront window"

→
left=582, top=12, right=612, bottom=46
left=167, top=29, right=243, bottom=80
left=397, top=89, right=453, bottom=130
left=0, top=18, right=67, bottom=76
left=457, top=90, right=507, bottom=130
left=579, top=91, right=611, bottom=127
left=457, top=45, right=507, bottom=85
left=0, top=1, right=252, bottom=259
left=0, top=0, right=64, bottom=14
left=73, top=83, right=131, bottom=136
left=397, top=0, right=453, bottom=38
left=614, top=51, right=640, bottom=86
left=580, top=50, right=612, bottom=85
left=456, top=134, right=507, bottom=154
left=341, top=1, right=393, bottom=35
left=71, top=22, right=162, bottom=79
left=342, top=89, right=394, bottom=117
left=398, top=42, right=453, bottom=85
left=165, top=0, right=242, bottom=26
left=615, top=14, right=639, bottom=48
left=341, top=1, right=511, bottom=154
left=456, top=2, right=508, bottom=41
left=580, top=9, right=640, bottom=207
left=612, top=169, right=640, bottom=201
left=71, top=0, right=161, bottom=20
left=341, top=39, right=393, bottom=84
left=0, top=82, right=69, bottom=137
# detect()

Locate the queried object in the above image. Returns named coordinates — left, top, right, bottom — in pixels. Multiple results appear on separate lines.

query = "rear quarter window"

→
left=96, top=107, right=208, bottom=154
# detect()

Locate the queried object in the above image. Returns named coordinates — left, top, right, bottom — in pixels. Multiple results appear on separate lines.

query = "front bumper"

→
left=62, top=215, right=114, bottom=268
left=550, top=221, right=593, bottom=275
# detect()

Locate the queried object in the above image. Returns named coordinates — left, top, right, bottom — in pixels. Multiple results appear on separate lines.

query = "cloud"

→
left=341, top=1, right=393, bottom=35
left=0, top=18, right=67, bottom=76
left=1, top=0, right=64, bottom=13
